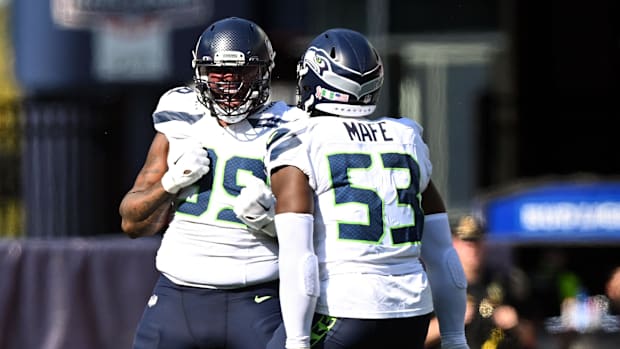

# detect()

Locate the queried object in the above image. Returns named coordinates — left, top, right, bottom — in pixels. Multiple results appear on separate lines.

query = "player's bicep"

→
left=271, top=165, right=313, bottom=215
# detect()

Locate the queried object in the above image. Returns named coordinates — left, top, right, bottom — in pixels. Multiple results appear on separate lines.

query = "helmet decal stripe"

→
left=315, top=86, right=349, bottom=102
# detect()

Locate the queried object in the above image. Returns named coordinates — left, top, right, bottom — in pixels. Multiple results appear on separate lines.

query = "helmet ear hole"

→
left=330, top=47, right=336, bottom=58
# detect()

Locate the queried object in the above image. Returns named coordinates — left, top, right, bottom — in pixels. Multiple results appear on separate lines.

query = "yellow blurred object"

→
left=0, top=5, right=21, bottom=102
left=0, top=3, right=23, bottom=237
left=0, top=199, right=23, bottom=237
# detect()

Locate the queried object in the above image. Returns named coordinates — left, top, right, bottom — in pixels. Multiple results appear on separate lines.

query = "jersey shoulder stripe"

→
left=152, top=86, right=205, bottom=126
left=153, top=110, right=202, bottom=125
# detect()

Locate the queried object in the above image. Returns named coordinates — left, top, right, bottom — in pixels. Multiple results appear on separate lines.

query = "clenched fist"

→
left=233, top=175, right=276, bottom=237
left=161, top=145, right=210, bottom=194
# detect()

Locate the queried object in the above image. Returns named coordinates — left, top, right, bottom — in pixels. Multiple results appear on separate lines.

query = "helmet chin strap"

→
left=210, top=97, right=254, bottom=124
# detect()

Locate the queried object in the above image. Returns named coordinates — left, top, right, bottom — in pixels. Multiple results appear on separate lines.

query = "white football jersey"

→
left=265, top=115, right=434, bottom=318
left=153, top=86, right=306, bottom=289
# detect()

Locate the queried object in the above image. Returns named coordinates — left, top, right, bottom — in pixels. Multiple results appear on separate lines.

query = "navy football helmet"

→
left=192, top=17, right=275, bottom=124
left=296, top=28, right=383, bottom=117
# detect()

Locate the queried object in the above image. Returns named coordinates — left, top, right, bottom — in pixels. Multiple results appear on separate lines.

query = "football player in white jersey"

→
left=119, top=17, right=306, bottom=349
left=259, top=29, right=469, bottom=349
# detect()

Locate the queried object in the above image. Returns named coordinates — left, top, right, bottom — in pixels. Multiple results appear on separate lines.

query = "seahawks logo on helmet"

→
left=296, top=29, right=384, bottom=117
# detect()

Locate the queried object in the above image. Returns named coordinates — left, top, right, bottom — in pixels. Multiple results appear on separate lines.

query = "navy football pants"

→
left=132, top=274, right=281, bottom=349
left=267, top=312, right=432, bottom=349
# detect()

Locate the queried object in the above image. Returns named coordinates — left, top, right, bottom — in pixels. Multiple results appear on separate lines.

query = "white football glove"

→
left=233, top=175, right=276, bottom=237
left=161, top=145, right=210, bottom=194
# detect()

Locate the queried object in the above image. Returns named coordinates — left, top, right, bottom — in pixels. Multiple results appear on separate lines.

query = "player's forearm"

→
left=121, top=202, right=171, bottom=238
left=275, top=213, right=318, bottom=349
left=421, top=213, right=469, bottom=348
left=119, top=186, right=173, bottom=238
left=120, top=182, right=171, bottom=219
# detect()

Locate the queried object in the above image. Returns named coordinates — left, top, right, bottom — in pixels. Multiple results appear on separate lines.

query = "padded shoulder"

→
left=152, top=86, right=206, bottom=138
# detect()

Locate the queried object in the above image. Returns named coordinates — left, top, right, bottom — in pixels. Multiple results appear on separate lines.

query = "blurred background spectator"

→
left=601, top=266, right=620, bottom=346
left=425, top=215, right=536, bottom=349
left=538, top=265, right=620, bottom=349
left=606, top=266, right=620, bottom=315
left=528, top=249, right=583, bottom=321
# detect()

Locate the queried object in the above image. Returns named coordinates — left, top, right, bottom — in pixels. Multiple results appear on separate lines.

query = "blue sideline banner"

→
left=481, top=180, right=620, bottom=244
